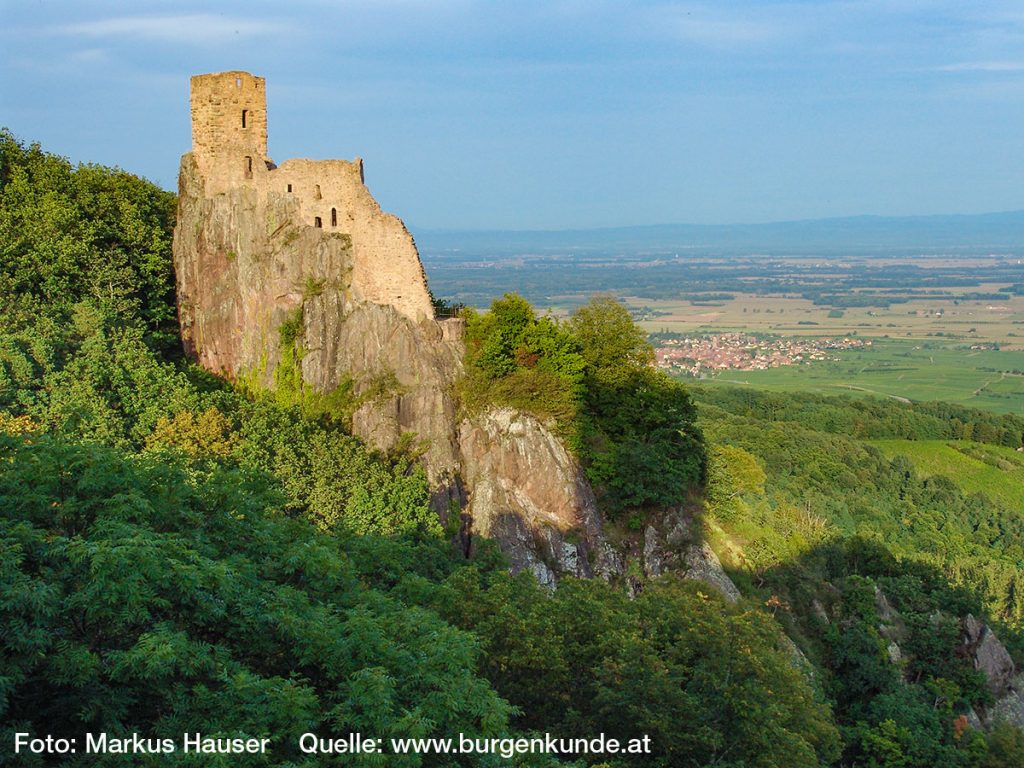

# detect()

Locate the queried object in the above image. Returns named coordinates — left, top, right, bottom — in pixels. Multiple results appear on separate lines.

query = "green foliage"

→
left=0, top=129, right=178, bottom=353
left=425, top=568, right=841, bottom=768
left=697, top=387, right=1024, bottom=766
left=695, top=386, right=1024, bottom=450
left=698, top=399, right=1024, bottom=628
left=705, top=444, right=766, bottom=521
left=580, top=366, right=704, bottom=511
left=236, top=402, right=441, bottom=537
left=278, top=306, right=304, bottom=349
left=0, top=306, right=439, bottom=539
left=146, top=406, right=239, bottom=459
left=569, top=295, right=653, bottom=388
left=983, top=722, right=1024, bottom=768
left=869, top=439, right=1024, bottom=510
left=0, top=433, right=510, bottom=766
left=461, top=294, right=585, bottom=431
left=462, top=293, right=705, bottom=513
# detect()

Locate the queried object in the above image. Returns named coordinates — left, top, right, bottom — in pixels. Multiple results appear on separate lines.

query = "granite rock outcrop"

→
left=173, top=71, right=611, bottom=580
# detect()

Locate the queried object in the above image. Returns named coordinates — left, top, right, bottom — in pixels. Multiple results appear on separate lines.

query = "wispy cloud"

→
left=51, top=14, right=281, bottom=46
left=933, top=61, right=1024, bottom=72
left=66, top=48, right=111, bottom=65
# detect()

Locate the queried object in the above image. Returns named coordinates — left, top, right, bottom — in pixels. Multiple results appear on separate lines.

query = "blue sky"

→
left=3, top=1, right=1024, bottom=229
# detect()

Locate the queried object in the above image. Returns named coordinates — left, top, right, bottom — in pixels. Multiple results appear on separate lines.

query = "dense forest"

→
left=1, top=131, right=1023, bottom=767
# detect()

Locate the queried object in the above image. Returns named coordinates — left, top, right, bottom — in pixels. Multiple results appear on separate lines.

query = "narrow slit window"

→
left=235, top=77, right=241, bottom=88
left=314, top=184, right=322, bottom=200
left=287, top=184, right=292, bottom=193
left=331, top=208, right=337, bottom=227
left=314, top=217, right=322, bottom=228
left=241, top=109, right=248, bottom=128
left=244, top=156, right=253, bottom=179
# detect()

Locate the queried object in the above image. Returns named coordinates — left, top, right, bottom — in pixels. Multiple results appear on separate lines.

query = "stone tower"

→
left=190, top=71, right=269, bottom=191
left=180, top=70, right=434, bottom=323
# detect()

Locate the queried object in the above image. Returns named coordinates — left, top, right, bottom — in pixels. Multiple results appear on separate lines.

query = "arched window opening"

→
left=244, top=156, right=253, bottom=179
left=241, top=109, right=248, bottom=128
left=314, top=217, right=322, bottom=228
left=314, top=184, right=322, bottom=200
left=331, top=208, right=337, bottom=227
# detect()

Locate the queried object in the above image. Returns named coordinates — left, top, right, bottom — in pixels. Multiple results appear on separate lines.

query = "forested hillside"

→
left=1, top=131, right=1023, bottom=766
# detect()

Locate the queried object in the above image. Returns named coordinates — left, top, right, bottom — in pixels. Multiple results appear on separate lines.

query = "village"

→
left=654, top=332, right=869, bottom=377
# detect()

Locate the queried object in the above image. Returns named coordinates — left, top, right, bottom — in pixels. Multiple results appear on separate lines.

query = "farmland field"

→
left=630, top=287, right=1024, bottom=348
left=869, top=438, right=1024, bottom=508
left=423, top=248, right=1024, bottom=413
left=692, top=338, right=1024, bottom=414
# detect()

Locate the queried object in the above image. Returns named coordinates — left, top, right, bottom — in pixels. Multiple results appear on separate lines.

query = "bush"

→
left=461, top=294, right=705, bottom=514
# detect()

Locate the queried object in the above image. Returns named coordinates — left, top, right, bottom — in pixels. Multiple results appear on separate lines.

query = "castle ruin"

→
left=173, top=71, right=614, bottom=585
left=187, top=70, right=433, bottom=323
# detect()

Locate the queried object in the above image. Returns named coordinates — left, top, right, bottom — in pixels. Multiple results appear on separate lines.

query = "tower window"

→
left=287, top=184, right=292, bottom=193
left=235, top=77, right=241, bottom=88
left=331, top=208, right=337, bottom=227
left=242, top=109, right=248, bottom=128
left=314, top=217, right=322, bottom=228
left=314, top=184, right=322, bottom=200
left=244, top=156, right=253, bottom=179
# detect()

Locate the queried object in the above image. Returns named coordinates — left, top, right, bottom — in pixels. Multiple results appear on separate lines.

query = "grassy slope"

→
left=700, top=339, right=1024, bottom=415
left=869, top=438, right=1024, bottom=508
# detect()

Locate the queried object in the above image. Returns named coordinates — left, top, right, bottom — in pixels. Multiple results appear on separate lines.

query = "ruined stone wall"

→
left=263, top=159, right=432, bottom=322
left=187, top=71, right=433, bottom=323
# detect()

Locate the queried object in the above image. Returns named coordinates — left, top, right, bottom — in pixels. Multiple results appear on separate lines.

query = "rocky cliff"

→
left=172, top=150, right=618, bottom=581
left=172, top=147, right=750, bottom=603
left=173, top=69, right=748, bottom=600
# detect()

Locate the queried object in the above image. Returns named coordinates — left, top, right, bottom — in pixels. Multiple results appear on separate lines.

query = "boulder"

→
left=962, top=614, right=1016, bottom=696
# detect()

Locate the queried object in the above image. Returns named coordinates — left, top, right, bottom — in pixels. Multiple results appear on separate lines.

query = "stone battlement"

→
left=187, top=70, right=433, bottom=322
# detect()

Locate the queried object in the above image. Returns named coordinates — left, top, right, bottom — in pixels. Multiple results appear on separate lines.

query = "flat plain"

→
left=672, top=338, right=1024, bottom=414
left=423, top=249, right=1024, bottom=413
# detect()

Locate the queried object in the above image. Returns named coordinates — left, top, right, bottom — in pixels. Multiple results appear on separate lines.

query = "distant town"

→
left=654, top=333, right=870, bottom=377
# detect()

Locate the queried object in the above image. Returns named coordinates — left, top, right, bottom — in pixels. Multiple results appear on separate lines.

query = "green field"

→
left=698, top=338, right=1024, bottom=415
left=869, top=439, right=1024, bottom=509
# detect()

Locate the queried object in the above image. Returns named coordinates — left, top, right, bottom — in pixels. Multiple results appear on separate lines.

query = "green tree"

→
left=0, top=130, right=178, bottom=352
left=705, top=443, right=766, bottom=520
left=569, top=295, right=653, bottom=387
left=0, top=433, right=511, bottom=767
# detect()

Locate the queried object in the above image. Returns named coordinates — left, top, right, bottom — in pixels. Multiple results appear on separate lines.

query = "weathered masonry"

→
left=188, top=70, right=433, bottom=322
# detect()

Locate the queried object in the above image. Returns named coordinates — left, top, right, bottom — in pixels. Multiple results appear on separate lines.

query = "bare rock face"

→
left=641, top=513, right=740, bottom=601
left=458, top=408, right=616, bottom=581
left=875, top=586, right=909, bottom=647
left=988, top=673, right=1024, bottom=729
left=313, top=302, right=465, bottom=492
left=962, top=614, right=1017, bottom=696
left=680, top=541, right=742, bottom=602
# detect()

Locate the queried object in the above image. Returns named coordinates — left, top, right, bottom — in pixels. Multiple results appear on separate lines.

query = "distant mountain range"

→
left=415, top=210, right=1024, bottom=255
